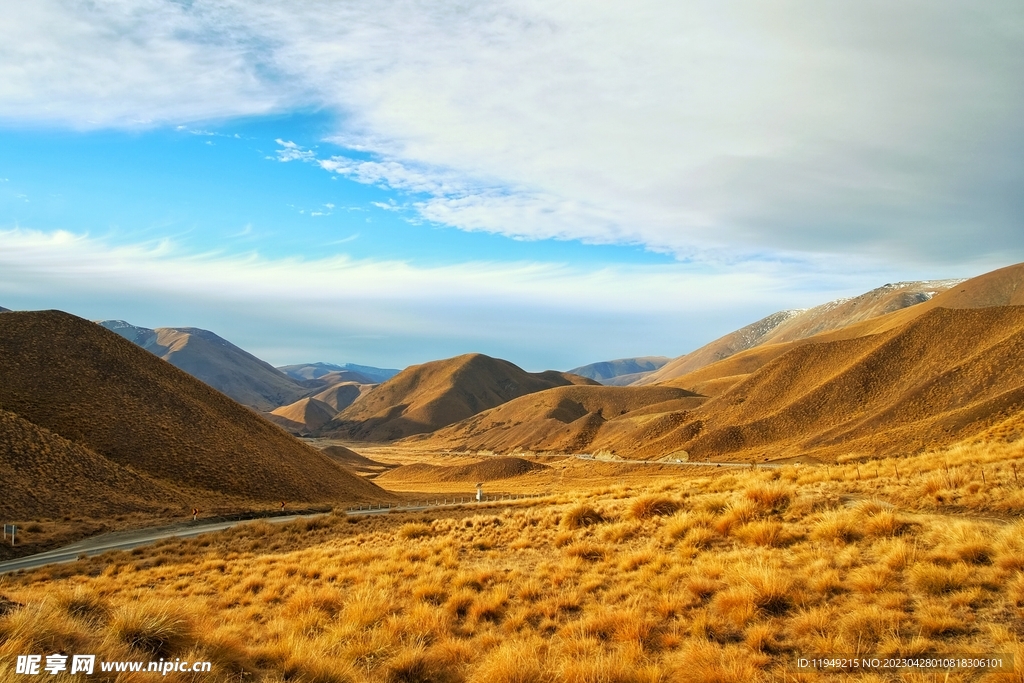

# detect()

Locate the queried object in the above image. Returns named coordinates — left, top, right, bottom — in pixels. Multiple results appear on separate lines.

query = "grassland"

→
left=2, top=436, right=1023, bottom=683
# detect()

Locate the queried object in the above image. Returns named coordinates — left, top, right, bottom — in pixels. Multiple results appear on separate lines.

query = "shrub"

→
left=561, top=504, right=606, bottom=529
left=399, top=523, right=433, bottom=540
left=631, top=496, right=681, bottom=520
left=108, top=603, right=191, bottom=658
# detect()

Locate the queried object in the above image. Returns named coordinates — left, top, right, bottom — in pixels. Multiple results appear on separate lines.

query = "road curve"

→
left=0, top=498, right=532, bottom=576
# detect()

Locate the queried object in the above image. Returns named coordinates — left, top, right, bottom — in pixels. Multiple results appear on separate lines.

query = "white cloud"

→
left=1, top=1, right=1022, bottom=265
left=0, top=227, right=914, bottom=368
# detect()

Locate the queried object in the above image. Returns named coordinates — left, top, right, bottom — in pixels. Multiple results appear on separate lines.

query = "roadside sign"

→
left=3, top=524, right=15, bottom=545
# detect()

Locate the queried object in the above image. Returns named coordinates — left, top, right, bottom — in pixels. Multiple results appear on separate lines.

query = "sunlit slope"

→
left=414, top=307, right=1024, bottom=462
left=267, top=397, right=337, bottom=433
left=662, top=306, right=1024, bottom=461
left=411, top=384, right=704, bottom=454
left=320, top=353, right=597, bottom=441
left=100, top=320, right=307, bottom=411
left=0, top=310, right=387, bottom=504
left=662, top=261, right=1024, bottom=397
left=640, top=278, right=965, bottom=385
left=310, top=382, right=371, bottom=412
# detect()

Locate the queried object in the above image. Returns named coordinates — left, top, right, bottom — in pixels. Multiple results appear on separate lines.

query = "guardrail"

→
left=346, top=492, right=544, bottom=512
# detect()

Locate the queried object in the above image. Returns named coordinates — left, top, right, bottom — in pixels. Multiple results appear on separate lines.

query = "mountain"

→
left=657, top=262, right=1024, bottom=397
left=320, top=353, right=598, bottom=441
left=309, top=382, right=372, bottom=412
left=639, top=279, right=964, bottom=385
left=278, top=362, right=400, bottom=384
left=0, top=306, right=10, bottom=312
left=99, top=321, right=307, bottom=411
left=412, top=385, right=704, bottom=454
left=413, top=306, right=1024, bottom=462
left=267, top=397, right=338, bottom=434
left=568, top=356, right=670, bottom=385
left=0, top=310, right=388, bottom=521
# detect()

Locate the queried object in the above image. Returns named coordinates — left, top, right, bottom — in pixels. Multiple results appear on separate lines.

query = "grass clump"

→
left=630, top=495, right=681, bottom=520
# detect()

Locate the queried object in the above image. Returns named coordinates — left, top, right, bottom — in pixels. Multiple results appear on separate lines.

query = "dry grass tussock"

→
left=2, top=437, right=1024, bottom=682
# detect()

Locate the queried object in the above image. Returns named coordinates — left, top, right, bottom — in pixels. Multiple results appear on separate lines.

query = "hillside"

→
left=267, top=397, right=338, bottom=434
left=310, top=382, right=371, bottom=412
left=659, top=261, right=1024, bottom=397
left=99, top=321, right=307, bottom=411
left=320, top=353, right=597, bottom=441
left=417, top=385, right=704, bottom=454
left=279, top=362, right=399, bottom=384
left=375, top=457, right=549, bottom=485
left=0, top=311, right=388, bottom=512
left=640, top=279, right=963, bottom=385
left=568, top=356, right=670, bottom=385
left=415, top=305, right=1024, bottom=462
left=0, top=408, right=191, bottom=520
left=0, top=306, right=10, bottom=312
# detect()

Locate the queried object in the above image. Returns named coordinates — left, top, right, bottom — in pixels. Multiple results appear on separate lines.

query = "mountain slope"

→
left=568, top=356, right=670, bottom=385
left=640, top=279, right=963, bottom=385
left=100, top=321, right=307, bottom=410
left=1, top=310, right=388, bottom=507
left=321, top=353, right=597, bottom=441
left=658, top=262, right=1024, bottom=397
left=267, top=397, right=338, bottom=434
left=310, top=382, right=371, bottom=412
left=279, top=362, right=399, bottom=384
left=416, top=306, right=1024, bottom=462
left=414, top=385, right=705, bottom=455
left=0, top=408, right=191, bottom=520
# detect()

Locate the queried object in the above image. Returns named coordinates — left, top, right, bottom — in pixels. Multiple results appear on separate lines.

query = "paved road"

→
left=0, top=497, right=534, bottom=576
left=1, top=456, right=780, bottom=575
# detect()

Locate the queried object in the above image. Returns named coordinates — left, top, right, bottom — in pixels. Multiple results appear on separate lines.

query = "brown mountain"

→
left=660, top=261, right=1024, bottom=397
left=640, top=279, right=964, bottom=385
left=568, top=356, right=671, bottom=385
left=320, top=353, right=597, bottom=441
left=310, top=382, right=372, bottom=412
left=414, top=263, right=1024, bottom=462
left=414, top=385, right=705, bottom=455
left=99, top=320, right=307, bottom=411
left=417, top=305, right=1024, bottom=463
left=0, top=310, right=388, bottom=520
left=267, top=397, right=338, bottom=434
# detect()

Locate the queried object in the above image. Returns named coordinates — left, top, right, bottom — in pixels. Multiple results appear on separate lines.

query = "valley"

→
left=2, top=262, right=1024, bottom=682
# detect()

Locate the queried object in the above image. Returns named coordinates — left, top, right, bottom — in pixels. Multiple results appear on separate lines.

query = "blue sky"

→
left=1, top=1, right=1022, bottom=370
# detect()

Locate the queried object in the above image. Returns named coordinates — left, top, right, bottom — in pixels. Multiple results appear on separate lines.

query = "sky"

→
left=1, top=1, right=1022, bottom=371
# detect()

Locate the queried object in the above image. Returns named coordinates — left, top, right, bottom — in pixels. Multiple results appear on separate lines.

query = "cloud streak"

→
left=0, top=228, right=900, bottom=368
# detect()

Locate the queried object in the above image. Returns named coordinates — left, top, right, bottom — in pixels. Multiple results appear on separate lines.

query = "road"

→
left=0, top=456, right=781, bottom=575
left=0, top=497, right=534, bottom=576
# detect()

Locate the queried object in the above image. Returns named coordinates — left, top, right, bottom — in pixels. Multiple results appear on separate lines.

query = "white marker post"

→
left=476, top=483, right=483, bottom=502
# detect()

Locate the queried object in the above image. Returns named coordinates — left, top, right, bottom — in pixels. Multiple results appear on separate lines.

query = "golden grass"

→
left=2, top=435, right=1024, bottom=682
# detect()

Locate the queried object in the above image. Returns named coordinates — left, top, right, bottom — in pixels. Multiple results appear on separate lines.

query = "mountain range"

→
left=278, top=362, right=399, bottom=384
left=411, top=262, right=1024, bottom=461
left=320, top=353, right=598, bottom=441
left=568, top=356, right=670, bottom=386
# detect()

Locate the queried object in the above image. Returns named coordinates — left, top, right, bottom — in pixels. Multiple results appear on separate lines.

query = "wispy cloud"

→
left=0, top=227, right=908, bottom=367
